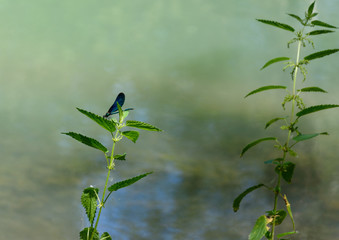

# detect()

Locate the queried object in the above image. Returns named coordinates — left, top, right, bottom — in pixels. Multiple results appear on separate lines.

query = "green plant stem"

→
left=290, top=40, right=302, bottom=125
left=90, top=130, right=119, bottom=240
left=270, top=157, right=282, bottom=240
left=271, top=39, right=302, bottom=240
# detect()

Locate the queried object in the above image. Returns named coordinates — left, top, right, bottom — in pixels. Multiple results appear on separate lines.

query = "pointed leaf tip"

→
left=307, top=1, right=315, bottom=16
left=126, top=120, right=162, bottom=131
left=304, top=49, right=339, bottom=61
left=307, top=30, right=335, bottom=36
left=287, top=13, right=304, bottom=25
left=241, top=137, right=277, bottom=157
left=257, top=19, right=295, bottom=32
left=296, top=104, right=339, bottom=117
left=114, top=153, right=127, bottom=160
left=293, top=132, right=328, bottom=142
left=311, top=20, right=337, bottom=29
left=277, top=231, right=298, bottom=239
left=121, top=130, right=139, bottom=143
left=261, top=57, right=290, bottom=70
left=265, top=117, right=285, bottom=129
left=62, top=132, right=108, bottom=153
left=298, top=87, right=327, bottom=93
left=108, top=172, right=152, bottom=192
left=233, top=184, right=264, bottom=212
left=245, top=85, right=287, bottom=98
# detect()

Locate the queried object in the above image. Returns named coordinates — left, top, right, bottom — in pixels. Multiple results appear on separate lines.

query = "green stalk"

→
left=290, top=40, right=302, bottom=126
left=271, top=39, right=302, bottom=240
left=90, top=129, right=119, bottom=240
left=270, top=157, right=282, bottom=240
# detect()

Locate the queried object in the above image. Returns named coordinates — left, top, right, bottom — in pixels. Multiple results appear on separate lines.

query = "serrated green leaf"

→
left=275, top=162, right=295, bottom=183
left=126, top=120, right=162, bottom=131
left=62, top=132, right=108, bottom=153
left=296, top=104, right=339, bottom=117
left=245, top=85, right=287, bottom=98
left=260, top=57, right=290, bottom=70
left=304, top=49, right=339, bottom=61
left=307, top=1, right=315, bottom=16
left=233, top=184, right=264, bottom=212
left=310, top=13, right=318, bottom=18
left=277, top=231, right=297, bottom=239
left=114, top=153, right=126, bottom=160
left=81, top=187, right=99, bottom=226
left=307, top=30, right=334, bottom=36
left=240, top=137, right=277, bottom=157
left=293, top=132, right=328, bottom=142
left=287, top=13, right=304, bottom=25
left=121, top=130, right=139, bottom=143
left=100, top=232, right=112, bottom=240
left=311, top=20, right=337, bottom=29
left=298, top=87, right=327, bottom=93
left=249, top=215, right=271, bottom=240
left=80, top=227, right=99, bottom=240
left=77, top=108, right=116, bottom=132
left=257, top=19, right=295, bottom=32
left=267, top=209, right=287, bottom=226
left=265, top=117, right=285, bottom=129
left=108, top=172, right=152, bottom=192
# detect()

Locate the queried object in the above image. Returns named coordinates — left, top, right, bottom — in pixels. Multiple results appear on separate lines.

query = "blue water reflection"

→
left=0, top=0, right=339, bottom=239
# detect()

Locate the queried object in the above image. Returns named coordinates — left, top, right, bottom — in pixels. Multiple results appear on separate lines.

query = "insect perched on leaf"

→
left=103, top=92, right=134, bottom=118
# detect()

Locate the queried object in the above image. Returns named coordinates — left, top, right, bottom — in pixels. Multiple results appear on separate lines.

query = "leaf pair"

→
left=241, top=131, right=330, bottom=158
left=258, top=1, right=338, bottom=72
left=258, top=1, right=337, bottom=33
left=260, top=48, right=339, bottom=71
left=62, top=108, right=162, bottom=151
left=81, top=173, right=152, bottom=228
left=77, top=108, right=162, bottom=133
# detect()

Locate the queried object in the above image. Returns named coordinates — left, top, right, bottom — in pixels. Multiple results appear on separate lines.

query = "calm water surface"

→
left=1, top=1, right=339, bottom=239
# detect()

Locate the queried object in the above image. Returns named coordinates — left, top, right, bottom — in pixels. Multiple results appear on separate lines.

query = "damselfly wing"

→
left=103, top=92, right=133, bottom=118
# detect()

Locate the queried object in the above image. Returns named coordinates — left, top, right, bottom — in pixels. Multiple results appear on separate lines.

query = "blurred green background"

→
left=1, top=0, right=338, bottom=239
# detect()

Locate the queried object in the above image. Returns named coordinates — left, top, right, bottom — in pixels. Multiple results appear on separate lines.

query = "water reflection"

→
left=1, top=0, right=339, bottom=239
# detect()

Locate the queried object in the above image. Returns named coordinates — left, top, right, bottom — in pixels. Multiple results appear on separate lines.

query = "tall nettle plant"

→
left=63, top=93, right=161, bottom=240
left=233, top=2, right=338, bottom=239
